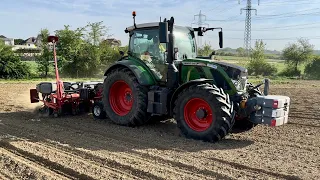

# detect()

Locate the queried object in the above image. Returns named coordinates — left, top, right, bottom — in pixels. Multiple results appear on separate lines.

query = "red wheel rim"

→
left=109, top=80, right=133, bottom=116
left=183, top=98, right=214, bottom=132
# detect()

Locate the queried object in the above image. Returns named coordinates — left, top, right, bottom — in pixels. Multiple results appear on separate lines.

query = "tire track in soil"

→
left=42, top=116, right=320, bottom=152
left=35, top=140, right=222, bottom=180
left=232, top=134, right=319, bottom=152
left=0, top=170, right=12, bottom=180
left=232, top=123, right=320, bottom=150
left=0, top=123, right=232, bottom=180
left=0, top=82, right=318, bottom=180
left=288, top=122, right=320, bottom=128
left=6, top=140, right=149, bottom=180
left=2, top=121, right=303, bottom=180
left=0, top=146, right=69, bottom=180
left=0, top=141, right=92, bottom=180
left=42, top=120, right=317, bottom=180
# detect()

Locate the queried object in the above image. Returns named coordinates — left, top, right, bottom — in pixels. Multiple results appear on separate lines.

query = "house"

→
left=104, top=38, right=121, bottom=47
left=0, top=35, right=14, bottom=46
left=20, top=37, right=38, bottom=48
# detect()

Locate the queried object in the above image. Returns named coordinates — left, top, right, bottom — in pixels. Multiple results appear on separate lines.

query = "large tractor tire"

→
left=173, top=83, right=234, bottom=142
left=103, top=67, right=150, bottom=126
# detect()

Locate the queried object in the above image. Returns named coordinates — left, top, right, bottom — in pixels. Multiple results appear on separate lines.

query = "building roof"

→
left=23, top=37, right=37, bottom=44
left=104, top=38, right=121, bottom=46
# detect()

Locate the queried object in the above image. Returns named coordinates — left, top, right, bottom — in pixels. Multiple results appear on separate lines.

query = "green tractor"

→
left=97, top=12, right=290, bottom=142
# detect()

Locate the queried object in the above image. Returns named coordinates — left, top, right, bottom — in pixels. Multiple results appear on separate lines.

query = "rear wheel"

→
left=103, top=68, right=150, bottom=126
left=173, top=83, right=234, bottom=142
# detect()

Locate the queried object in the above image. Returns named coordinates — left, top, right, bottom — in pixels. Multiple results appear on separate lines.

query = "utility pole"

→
left=239, top=0, right=260, bottom=56
left=191, top=10, right=209, bottom=48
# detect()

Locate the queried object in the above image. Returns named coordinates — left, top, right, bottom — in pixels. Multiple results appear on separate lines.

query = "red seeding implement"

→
left=30, top=35, right=105, bottom=119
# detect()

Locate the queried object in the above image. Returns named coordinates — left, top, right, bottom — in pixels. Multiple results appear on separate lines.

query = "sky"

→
left=1, top=0, right=320, bottom=51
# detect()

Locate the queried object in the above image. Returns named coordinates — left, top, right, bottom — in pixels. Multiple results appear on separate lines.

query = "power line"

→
left=223, top=36, right=320, bottom=40
left=224, top=25, right=320, bottom=31
left=191, top=10, right=209, bottom=47
left=257, top=8, right=320, bottom=17
left=253, top=21, right=320, bottom=29
left=239, top=0, right=260, bottom=56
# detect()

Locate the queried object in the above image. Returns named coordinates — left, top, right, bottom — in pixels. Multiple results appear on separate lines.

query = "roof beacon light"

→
left=132, top=11, right=137, bottom=28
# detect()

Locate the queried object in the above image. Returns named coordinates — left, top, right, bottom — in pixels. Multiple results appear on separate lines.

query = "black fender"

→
left=169, top=78, right=214, bottom=116
left=104, top=60, right=156, bottom=86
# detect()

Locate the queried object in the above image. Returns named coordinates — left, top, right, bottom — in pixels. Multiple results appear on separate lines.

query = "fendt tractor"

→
left=92, top=11, right=291, bottom=142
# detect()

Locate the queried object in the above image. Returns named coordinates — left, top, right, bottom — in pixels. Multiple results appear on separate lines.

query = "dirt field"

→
left=0, top=81, right=319, bottom=180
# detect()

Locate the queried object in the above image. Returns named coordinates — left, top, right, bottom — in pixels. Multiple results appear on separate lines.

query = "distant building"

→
left=0, top=35, right=14, bottom=46
left=104, top=38, right=121, bottom=47
left=20, top=37, right=38, bottom=48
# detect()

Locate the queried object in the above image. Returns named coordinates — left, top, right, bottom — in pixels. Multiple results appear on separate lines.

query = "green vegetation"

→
left=0, top=21, right=319, bottom=82
left=304, top=55, right=320, bottom=80
left=0, top=21, right=126, bottom=81
left=247, top=40, right=277, bottom=76
left=198, top=38, right=317, bottom=80
left=0, top=40, right=31, bottom=79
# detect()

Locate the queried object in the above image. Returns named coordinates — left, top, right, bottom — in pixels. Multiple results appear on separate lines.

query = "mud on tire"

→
left=173, top=83, right=234, bottom=142
left=103, top=67, right=150, bottom=126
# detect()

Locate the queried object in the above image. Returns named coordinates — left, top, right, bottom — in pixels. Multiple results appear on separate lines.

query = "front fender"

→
left=169, top=78, right=214, bottom=116
left=104, top=60, right=156, bottom=86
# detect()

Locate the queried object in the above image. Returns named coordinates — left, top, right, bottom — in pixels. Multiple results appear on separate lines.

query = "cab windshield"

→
left=173, top=26, right=197, bottom=59
left=128, top=25, right=197, bottom=61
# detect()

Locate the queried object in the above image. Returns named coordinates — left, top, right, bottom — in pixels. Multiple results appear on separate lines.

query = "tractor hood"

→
left=181, top=58, right=248, bottom=80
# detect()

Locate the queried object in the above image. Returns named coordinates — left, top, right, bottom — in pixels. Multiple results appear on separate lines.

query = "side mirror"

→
left=159, top=22, right=168, bottom=43
left=219, top=31, right=223, bottom=48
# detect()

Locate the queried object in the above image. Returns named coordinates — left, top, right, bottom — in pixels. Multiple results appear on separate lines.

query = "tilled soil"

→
left=0, top=81, right=319, bottom=180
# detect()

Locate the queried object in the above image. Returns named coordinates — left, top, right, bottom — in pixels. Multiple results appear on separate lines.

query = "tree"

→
left=55, top=22, right=117, bottom=78
left=84, top=21, right=112, bottom=76
left=14, top=38, right=24, bottom=45
left=282, top=38, right=314, bottom=76
left=236, top=47, right=245, bottom=57
left=304, top=55, right=320, bottom=79
left=86, top=21, right=111, bottom=46
left=247, top=40, right=277, bottom=76
left=35, top=28, right=53, bottom=77
left=55, top=25, right=86, bottom=77
left=197, top=43, right=213, bottom=57
left=0, top=40, right=31, bottom=79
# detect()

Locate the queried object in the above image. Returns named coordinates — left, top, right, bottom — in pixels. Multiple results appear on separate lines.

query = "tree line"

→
left=0, top=21, right=127, bottom=79
left=1, top=21, right=320, bottom=80
left=198, top=38, right=320, bottom=80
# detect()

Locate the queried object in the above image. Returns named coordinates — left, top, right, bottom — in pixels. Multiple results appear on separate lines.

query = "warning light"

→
left=132, top=11, right=136, bottom=17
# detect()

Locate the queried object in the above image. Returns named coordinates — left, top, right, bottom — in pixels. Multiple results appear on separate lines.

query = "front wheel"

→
left=92, top=101, right=106, bottom=120
left=173, top=83, right=234, bottom=142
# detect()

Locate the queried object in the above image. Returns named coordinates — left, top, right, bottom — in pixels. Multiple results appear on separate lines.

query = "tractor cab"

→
left=125, top=22, right=198, bottom=82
